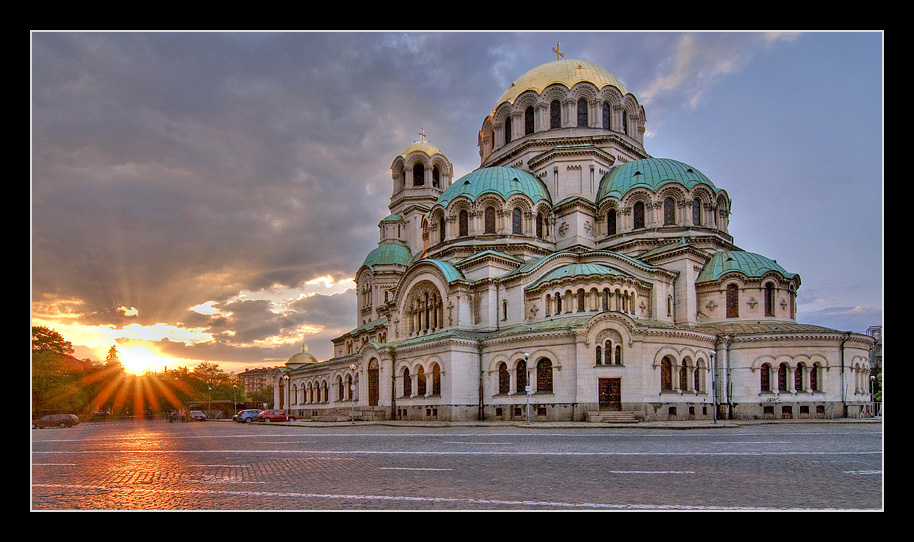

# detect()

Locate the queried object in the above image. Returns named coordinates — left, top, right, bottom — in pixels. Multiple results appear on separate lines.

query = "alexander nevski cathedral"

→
left=271, top=52, right=876, bottom=423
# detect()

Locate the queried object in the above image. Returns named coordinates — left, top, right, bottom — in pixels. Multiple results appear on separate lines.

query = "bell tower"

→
left=388, top=132, right=453, bottom=256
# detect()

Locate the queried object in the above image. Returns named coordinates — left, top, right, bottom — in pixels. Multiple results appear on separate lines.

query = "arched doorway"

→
left=368, top=358, right=380, bottom=406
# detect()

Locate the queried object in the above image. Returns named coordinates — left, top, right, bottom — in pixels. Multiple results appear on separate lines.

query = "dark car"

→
left=33, top=414, right=80, bottom=429
left=188, top=410, right=207, bottom=421
left=256, top=409, right=296, bottom=423
left=232, top=409, right=263, bottom=423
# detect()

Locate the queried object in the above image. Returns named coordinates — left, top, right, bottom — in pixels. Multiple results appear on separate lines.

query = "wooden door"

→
left=598, top=378, right=621, bottom=410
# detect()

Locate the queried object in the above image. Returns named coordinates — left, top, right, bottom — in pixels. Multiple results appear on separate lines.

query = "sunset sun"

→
left=119, top=347, right=170, bottom=375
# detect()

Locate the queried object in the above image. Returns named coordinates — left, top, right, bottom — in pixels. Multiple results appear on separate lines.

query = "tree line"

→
left=31, top=326, right=273, bottom=419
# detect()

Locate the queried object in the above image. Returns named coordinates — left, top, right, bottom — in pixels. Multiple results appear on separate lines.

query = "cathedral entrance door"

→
left=598, top=378, right=621, bottom=411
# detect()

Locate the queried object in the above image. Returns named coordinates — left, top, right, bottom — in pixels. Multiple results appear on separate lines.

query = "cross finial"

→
left=419, top=129, right=427, bottom=143
left=553, top=43, right=564, bottom=60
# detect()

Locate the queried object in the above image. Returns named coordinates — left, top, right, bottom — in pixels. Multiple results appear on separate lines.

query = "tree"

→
left=32, top=326, right=74, bottom=355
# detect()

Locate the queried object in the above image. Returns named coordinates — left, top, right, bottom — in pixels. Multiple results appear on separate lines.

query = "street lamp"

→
left=710, top=350, right=717, bottom=424
left=523, top=353, right=531, bottom=424
left=208, top=386, right=212, bottom=416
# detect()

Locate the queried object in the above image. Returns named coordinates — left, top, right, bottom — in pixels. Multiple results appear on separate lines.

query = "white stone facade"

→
left=273, top=58, right=875, bottom=422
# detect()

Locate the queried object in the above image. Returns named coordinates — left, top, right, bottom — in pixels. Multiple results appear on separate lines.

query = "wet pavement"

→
left=31, top=418, right=883, bottom=511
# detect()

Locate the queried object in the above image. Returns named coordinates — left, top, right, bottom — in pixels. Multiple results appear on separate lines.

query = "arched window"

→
left=811, top=363, right=821, bottom=391
left=602, top=102, right=611, bottom=130
left=692, top=198, right=702, bottom=226
left=664, top=197, right=675, bottom=225
left=498, top=362, right=509, bottom=394
left=778, top=363, right=788, bottom=392
left=536, top=213, right=544, bottom=238
left=347, top=374, right=354, bottom=400
left=760, top=363, right=771, bottom=392
left=336, top=375, right=344, bottom=401
left=679, top=361, right=689, bottom=391
left=577, top=98, right=588, bottom=127
left=694, top=363, right=705, bottom=393
left=368, top=358, right=379, bottom=406
left=458, top=210, right=469, bottom=237
left=604, top=340, right=612, bottom=364
left=432, top=166, right=440, bottom=188
left=577, top=289, right=585, bottom=312
left=595, top=346, right=602, bottom=365
left=516, top=359, right=527, bottom=391
left=550, top=100, right=561, bottom=129
left=417, top=365, right=426, bottom=396
left=795, top=363, right=805, bottom=391
left=555, top=292, right=562, bottom=314
left=622, top=110, right=628, bottom=135
left=726, top=284, right=739, bottom=318
left=615, top=345, right=622, bottom=365
left=438, top=215, right=446, bottom=244
left=524, top=106, right=534, bottom=135
left=484, top=206, right=496, bottom=233
left=431, top=363, right=441, bottom=395
left=536, top=358, right=553, bottom=393
left=413, top=163, right=425, bottom=186
left=512, top=207, right=522, bottom=234
left=502, top=300, right=508, bottom=320
left=504, top=117, right=512, bottom=144
left=765, top=283, right=775, bottom=317
left=633, top=201, right=645, bottom=229
left=661, top=357, right=673, bottom=391
left=402, top=367, right=411, bottom=397
left=606, top=209, right=616, bottom=235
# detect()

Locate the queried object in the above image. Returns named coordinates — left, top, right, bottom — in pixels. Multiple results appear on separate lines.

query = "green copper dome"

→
left=435, top=167, right=551, bottom=209
left=697, top=250, right=797, bottom=283
left=527, top=262, right=632, bottom=290
left=597, top=158, right=719, bottom=202
left=361, top=242, right=412, bottom=270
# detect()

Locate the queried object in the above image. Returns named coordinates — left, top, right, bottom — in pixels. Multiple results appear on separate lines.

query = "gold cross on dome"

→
left=419, top=129, right=427, bottom=143
left=553, top=43, right=564, bottom=60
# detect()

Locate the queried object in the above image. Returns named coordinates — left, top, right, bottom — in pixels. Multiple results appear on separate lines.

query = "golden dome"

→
left=286, top=344, right=318, bottom=367
left=400, top=140, right=443, bottom=158
left=493, top=58, right=630, bottom=111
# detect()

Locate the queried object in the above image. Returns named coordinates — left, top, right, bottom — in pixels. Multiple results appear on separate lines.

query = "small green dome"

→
left=435, top=167, right=551, bottom=209
left=597, top=158, right=718, bottom=202
left=361, top=242, right=412, bottom=270
left=697, top=250, right=797, bottom=283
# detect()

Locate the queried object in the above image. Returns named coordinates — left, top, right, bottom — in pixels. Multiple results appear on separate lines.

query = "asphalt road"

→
left=31, top=420, right=883, bottom=511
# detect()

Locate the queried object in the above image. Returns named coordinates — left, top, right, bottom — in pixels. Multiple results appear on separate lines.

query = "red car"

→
left=256, top=409, right=296, bottom=423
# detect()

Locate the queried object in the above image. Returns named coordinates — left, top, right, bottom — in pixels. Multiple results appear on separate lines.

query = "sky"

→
left=31, top=31, right=884, bottom=375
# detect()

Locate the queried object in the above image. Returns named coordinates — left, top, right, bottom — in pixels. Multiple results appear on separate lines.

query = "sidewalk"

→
left=245, top=417, right=882, bottom=430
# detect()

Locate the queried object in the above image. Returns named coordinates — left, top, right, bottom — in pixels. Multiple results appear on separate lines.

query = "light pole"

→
left=523, top=353, right=531, bottom=424
left=233, top=384, right=237, bottom=414
left=207, top=387, right=212, bottom=417
left=710, top=350, right=717, bottom=424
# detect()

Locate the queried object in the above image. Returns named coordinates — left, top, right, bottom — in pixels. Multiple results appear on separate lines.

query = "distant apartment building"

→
left=238, top=367, right=277, bottom=394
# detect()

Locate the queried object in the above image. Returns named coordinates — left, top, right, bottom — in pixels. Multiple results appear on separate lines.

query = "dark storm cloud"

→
left=32, top=31, right=882, bottom=368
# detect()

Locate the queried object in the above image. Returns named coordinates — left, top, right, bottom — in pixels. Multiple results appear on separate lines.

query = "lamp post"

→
left=710, top=350, right=717, bottom=424
left=207, top=387, right=212, bottom=417
left=233, top=383, right=237, bottom=414
left=283, top=374, right=290, bottom=415
left=523, top=353, right=531, bottom=424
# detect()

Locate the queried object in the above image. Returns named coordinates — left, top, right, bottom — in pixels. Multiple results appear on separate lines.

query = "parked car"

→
left=33, top=414, right=79, bottom=429
left=257, top=409, right=296, bottom=423
left=232, top=409, right=263, bottom=423
left=188, top=410, right=207, bottom=421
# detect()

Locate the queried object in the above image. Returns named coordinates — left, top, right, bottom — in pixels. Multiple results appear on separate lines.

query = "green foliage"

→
left=31, top=327, right=248, bottom=418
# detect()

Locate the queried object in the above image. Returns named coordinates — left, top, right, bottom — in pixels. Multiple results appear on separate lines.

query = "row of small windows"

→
left=760, top=362, right=823, bottom=393
left=505, top=100, right=630, bottom=144
left=496, top=358, right=554, bottom=394
left=660, top=356, right=709, bottom=393
left=606, top=198, right=708, bottom=234
left=438, top=207, right=548, bottom=242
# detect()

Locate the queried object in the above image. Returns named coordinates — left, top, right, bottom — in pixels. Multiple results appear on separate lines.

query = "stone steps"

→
left=587, top=410, right=639, bottom=423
